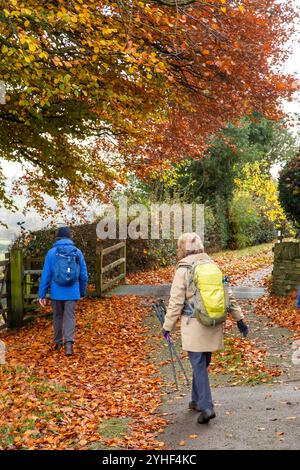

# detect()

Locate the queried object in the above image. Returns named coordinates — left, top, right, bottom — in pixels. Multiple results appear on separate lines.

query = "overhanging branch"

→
left=152, top=0, right=198, bottom=5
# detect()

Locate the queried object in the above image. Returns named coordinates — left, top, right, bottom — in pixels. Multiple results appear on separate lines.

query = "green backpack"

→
left=183, top=261, right=229, bottom=327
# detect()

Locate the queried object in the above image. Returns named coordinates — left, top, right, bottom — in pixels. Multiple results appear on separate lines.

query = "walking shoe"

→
left=189, top=401, right=202, bottom=412
left=54, top=343, right=63, bottom=351
left=197, top=408, right=216, bottom=424
left=64, top=342, right=74, bottom=356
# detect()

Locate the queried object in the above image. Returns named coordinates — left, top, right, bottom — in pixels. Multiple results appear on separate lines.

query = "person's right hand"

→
left=237, top=319, right=249, bottom=337
left=39, top=298, right=47, bottom=308
left=162, top=329, right=171, bottom=343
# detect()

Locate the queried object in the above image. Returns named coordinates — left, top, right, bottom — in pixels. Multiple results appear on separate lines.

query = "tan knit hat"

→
left=177, top=232, right=204, bottom=259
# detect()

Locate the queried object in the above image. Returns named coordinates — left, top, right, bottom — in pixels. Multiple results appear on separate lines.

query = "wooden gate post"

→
left=24, top=256, right=31, bottom=303
left=121, top=240, right=126, bottom=279
left=95, top=252, right=102, bottom=297
left=9, top=248, right=24, bottom=328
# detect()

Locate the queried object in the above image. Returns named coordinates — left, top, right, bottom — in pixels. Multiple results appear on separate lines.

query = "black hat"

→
left=56, top=226, right=72, bottom=239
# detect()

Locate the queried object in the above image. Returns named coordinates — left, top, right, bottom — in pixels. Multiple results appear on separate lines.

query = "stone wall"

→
left=272, top=242, right=300, bottom=295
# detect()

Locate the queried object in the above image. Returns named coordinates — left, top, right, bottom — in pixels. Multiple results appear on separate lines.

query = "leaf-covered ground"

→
left=0, top=297, right=166, bottom=450
left=145, top=306, right=281, bottom=393
left=127, top=242, right=274, bottom=285
left=255, top=284, right=300, bottom=338
left=0, top=242, right=284, bottom=450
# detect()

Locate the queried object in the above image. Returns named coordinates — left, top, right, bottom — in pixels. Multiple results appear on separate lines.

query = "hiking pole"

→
left=169, top=338, right=190, bottom=387
left=152, top=299, right=190, bottom=388
left=166, top=332, right=179, bottom=390
left=156, top=299, right=190, bottom=386
left=152, top=302, right=179, bottom=389
left=153, top=301, right=189, bottom=387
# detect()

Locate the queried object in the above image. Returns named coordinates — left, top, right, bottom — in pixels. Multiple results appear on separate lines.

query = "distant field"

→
left=0, top=240, right=11, bottom=258
left=0, top=241, right=10, bottom=266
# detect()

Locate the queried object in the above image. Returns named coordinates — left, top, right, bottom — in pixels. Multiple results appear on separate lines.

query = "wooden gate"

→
left=97, top=241, right=126, bottom=295
left=0, top=241, right=127, bottom=330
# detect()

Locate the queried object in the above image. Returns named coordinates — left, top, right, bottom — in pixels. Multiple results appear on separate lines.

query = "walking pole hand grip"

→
left=163, top=330, right=171, bottom=343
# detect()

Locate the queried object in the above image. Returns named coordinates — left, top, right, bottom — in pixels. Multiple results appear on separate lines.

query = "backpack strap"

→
left=73, top=247, right=80, bottom=264
left=179, top=262, right=198, bottom=318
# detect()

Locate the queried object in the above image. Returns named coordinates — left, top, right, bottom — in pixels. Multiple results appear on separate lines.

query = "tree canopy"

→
left=279, top=151, right=300, bottom=230
left=144, top=116, right=297, bottom=204
left=0, top=0, right=298, bottom=213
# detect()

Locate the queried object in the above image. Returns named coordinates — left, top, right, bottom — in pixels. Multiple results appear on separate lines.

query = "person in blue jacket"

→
left=38, top=226, right=88, bottom=356
left=297, top=287, right=300, bottom=309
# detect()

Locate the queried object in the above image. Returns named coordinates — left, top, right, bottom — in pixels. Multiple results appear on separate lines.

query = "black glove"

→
left=237, top=319, right=249, bottom=338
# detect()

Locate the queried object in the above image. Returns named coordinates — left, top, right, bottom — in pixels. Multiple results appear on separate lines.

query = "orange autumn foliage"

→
left=0, top=1, right=298, bottom=210
left=0, top=297, right=166, bottom=450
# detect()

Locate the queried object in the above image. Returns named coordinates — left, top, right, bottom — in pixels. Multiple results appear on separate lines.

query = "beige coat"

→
left=163, top=253, right=244, bottom=352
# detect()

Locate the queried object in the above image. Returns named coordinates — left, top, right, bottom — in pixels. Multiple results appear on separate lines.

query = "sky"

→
left=282, top=0, right=300, bottom=113
left=1, top=2, right=300, bottom=240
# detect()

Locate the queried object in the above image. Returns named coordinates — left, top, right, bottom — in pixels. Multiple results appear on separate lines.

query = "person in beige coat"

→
left=162, top=232, right=248, bottom=424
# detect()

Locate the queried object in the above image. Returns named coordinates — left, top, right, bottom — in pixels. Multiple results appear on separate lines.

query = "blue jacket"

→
left=38, top=239, right=88, bottom=300
left=297, top=287, right=300, bottom=309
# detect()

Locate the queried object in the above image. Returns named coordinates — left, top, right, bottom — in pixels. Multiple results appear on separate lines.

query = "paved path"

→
left=161, top=382, right=300, bottom=450
left=108, top=264, right=300, bottom=449
left=106, top=284, right=266, bottom=300
left=159, top=265, right=300, bottom=449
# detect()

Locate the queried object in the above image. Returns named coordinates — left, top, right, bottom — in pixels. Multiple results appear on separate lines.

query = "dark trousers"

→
left=51, top=300, right=77, bottom=344
left=188, top=351, right=213, bottom=411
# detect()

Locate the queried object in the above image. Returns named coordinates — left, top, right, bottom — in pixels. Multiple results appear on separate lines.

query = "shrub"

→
left=254, top=209, right=276, bottom=244
left=203, top=196, right=231, bottom=252
left=229, top=192, right=260, bottom=248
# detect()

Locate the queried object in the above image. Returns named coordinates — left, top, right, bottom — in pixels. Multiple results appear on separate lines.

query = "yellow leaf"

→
left=29, top=43, right=36, bottom=52
left=78, top=439, right=88, bottom=446
left=202, top=49, right=210, bottom=55
left=221, top=7, right=226, bottom=13
left=239, top=5, right=245, bottom=14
